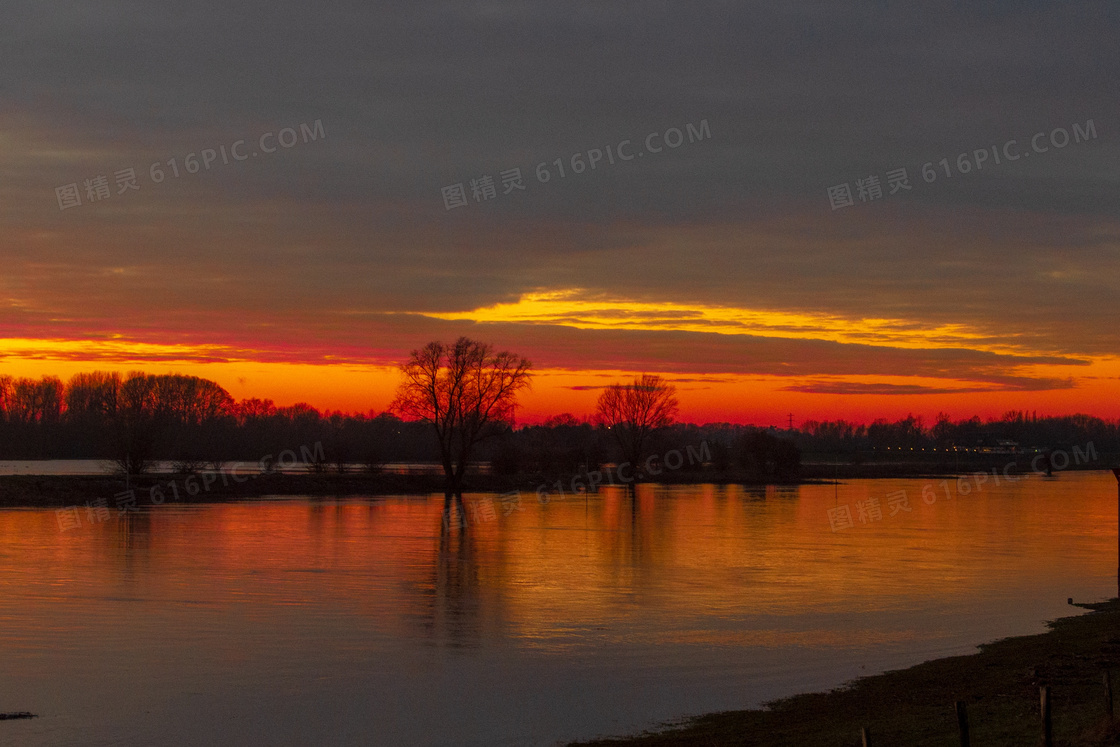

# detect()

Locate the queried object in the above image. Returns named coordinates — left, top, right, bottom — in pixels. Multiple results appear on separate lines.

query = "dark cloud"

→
left=782, top=379, right=1076, bottom=396
left=1, top=1, right=1117, bottom=386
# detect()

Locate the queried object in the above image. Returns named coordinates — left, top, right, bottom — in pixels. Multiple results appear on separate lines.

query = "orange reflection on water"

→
left=2, top=475, right=1115, bottom=642
left=0, top=473, right=1116, bottom=745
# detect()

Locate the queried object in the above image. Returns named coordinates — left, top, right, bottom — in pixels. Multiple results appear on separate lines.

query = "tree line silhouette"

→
left=1, top=365, right=1116, bottom=485
left=796, top=412, right=1120, bottom=461
left=0, top=371, right=432, bottom=468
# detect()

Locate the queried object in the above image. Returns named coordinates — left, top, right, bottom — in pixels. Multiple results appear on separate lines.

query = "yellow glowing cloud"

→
left=425, top=289, right=1010, bottom=351
left=0, top=338, right=244, bottom=363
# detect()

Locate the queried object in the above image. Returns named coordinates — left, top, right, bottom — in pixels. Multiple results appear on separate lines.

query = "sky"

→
left=1, top=1, right=1118, bottom=425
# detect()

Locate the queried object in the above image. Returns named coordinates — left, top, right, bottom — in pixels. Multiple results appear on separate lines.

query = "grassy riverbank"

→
left=0, top=468, right=818, bottom=508
left=573, top=599, right=1120, bottom=746
left=0, top=460, right=1099, bottom=508
left=0, top=472, right=465, bottom=507
left=0, top=470, right=808, bottom=507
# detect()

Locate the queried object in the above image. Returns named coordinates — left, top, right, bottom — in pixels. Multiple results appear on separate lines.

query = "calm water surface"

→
left=1, top=472, right=1115, bottom=745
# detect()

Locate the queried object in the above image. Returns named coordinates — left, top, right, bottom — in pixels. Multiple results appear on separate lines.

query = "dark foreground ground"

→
left=571, top=599, right=1120, bottom=746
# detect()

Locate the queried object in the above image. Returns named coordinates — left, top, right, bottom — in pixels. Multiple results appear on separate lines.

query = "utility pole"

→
left=787, top=413, right=794, bottom=431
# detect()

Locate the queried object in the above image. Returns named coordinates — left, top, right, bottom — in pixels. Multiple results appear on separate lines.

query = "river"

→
left=0, top=471, right=1114, bottom=745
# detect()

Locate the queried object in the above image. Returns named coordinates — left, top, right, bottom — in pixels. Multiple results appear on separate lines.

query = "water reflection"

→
left=1, top=473, right=1116, bottom=746
left=425, top=496, right=484, bottom=648
left=114, top=509, right=151, bottom=553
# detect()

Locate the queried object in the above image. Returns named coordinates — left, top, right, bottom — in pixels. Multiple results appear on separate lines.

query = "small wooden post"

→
left=860, top=726, right=871, bottom=747
left=1113, top=469, right=1120, bottom=598
left=1105, top=670, right=1114, bottom=721
left=955, top=701, right=970, bottom=747
left=1040, top=685, right=1052, bottom=747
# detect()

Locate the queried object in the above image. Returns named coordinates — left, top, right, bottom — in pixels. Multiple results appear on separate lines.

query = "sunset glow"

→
left=2, top=4, right=1116, bottom=426
left=4, top=5, right=1120, bottom=746
left=428, top=289, right=1005, bottom=351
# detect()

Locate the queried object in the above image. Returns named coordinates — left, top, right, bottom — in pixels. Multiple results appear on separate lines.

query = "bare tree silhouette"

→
left=596, top=374, right=679, bottom=470
left=391, top=337, right=532, bottom=497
